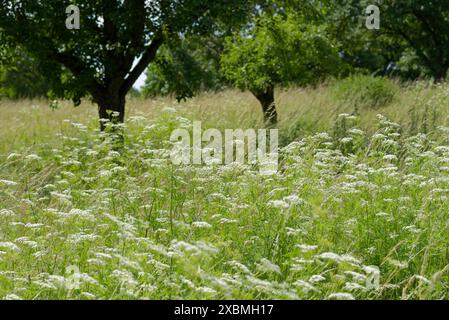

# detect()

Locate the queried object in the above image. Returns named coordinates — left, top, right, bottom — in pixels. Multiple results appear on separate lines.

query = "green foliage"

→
left=0, top=48, right=50, bottom=99
left=330, top=75, right=398, bottom=109
left=142, top=35, right=227, bottom=101
left=396, top=49, right=433, bottom=80
left=0, top=1, right=253, bottom=110
left=221, top=9, right=343, bottom=93
left=328, top=1, right=404, bottom=75
left=380, top=0, right=449, bottom=81
left=336, top=0, right=449, bottom=81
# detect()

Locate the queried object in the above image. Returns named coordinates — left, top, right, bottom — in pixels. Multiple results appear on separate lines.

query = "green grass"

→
left=1, top=81, right=449, bottom=299
left=329, top=75, right=399, bottom=110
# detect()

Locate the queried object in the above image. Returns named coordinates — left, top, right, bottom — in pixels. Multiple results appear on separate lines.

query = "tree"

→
left=337, top=0, right=449, bottom=82
left=327, top=1, right=404, bottom=76
left=0, top=1, right=252, bottom=130
left=221, top=5, right=343, bottom=126
left=0, top=48, right=50, bottom=99
left=142, top=34, right=228, bottom=101
left=141, top=0, right=288, bottom=102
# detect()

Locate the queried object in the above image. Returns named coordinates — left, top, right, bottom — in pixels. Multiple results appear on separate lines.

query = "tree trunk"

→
left=96, top=94, right=126, bottom=131
left=433, top=66, right=448, bottom=83
left=94, top=92, right=126, bottom=150
left=252, top=86, right=277, bottom=127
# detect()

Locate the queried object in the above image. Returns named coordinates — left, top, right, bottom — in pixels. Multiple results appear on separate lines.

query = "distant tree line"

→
left=141, top=0, right=449, bottom=125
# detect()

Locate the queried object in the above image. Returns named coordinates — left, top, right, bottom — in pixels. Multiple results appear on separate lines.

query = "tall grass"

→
left=0, top=81, right=449, bottom=299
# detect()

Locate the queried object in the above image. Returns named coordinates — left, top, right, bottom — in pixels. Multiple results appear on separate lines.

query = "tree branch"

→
left=120, top=0, right=147, bottom=81
left=50, top=50, right=105, bottom=102
left=383, top=24, right=434, bottom=74
left=120, top=29, right=164, bottom=95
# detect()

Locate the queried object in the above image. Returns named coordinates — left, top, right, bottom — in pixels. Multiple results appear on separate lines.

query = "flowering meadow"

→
left=1, top=85, right=449, bottom=300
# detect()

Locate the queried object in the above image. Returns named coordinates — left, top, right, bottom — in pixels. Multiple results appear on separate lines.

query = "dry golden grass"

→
left=1, top=82, right=448, bottom=154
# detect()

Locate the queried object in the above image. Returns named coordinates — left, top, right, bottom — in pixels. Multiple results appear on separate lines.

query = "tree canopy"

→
left=335, top=0, right=449, bottom=81
left=142, top=33, right=228, bottom=101
left=0, top=0, right=252, bottom=127
left=1, top=0, right=448, bottom=131
left=221, top=4, right=344, bottom=125
left=383, top=0, right=449, bottom=81
left=0, top=48, right=50, bottom=99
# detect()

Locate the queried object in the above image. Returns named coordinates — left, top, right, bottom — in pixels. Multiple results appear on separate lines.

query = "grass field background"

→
left=1, top=80, right=449, bottom=299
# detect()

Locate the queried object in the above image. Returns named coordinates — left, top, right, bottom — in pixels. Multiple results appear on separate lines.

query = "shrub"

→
left=330, top=75, right=398, bottom=110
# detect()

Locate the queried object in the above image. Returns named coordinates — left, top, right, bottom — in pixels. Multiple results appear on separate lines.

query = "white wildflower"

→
left=226, top=261, right=252, bottom=274
left=414, top=275, right=431, bottom=284
left=4, top=294, right=22, bottom=300
left=317, top=252, right=341, bottom=262
left=293, top=280, right=318, bottom=294
left=344, top=271, right=367, bottom=283
left=0, top=242, right=20, bottom=252
left=24, top=223, right=44, bottom=229
left=0, top=209, right=15, bottom=217
left=192, top=221, right=212, bottom=229
left=309, top=275, right=326, bottom=283
left=267, top=200, right=290, bottom=209
left=6, top=153, right=21, bottom=160
left=296, top=244, right=318, bottom=253
left=25, top=154, right=42, bottom=161
left=68, top=233, right=99, bottom=244
left=328, top=292, right=355, bottom=300
left=219, top=218, right=239, bottom=224
left=386, top=259, right=408, bottom=269
left=196, top=287, right=217, bottom=294
left=344, top=282, right=367, bottom=291
left=0, top=179, right=18, bottom=186
left=256, top=258, right=281, bottom=275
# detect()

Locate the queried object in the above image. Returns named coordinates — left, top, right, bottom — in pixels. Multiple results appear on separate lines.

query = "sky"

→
left=134, top=72, right=147, bottom=90
left=130, top=56, right=149, bottom=90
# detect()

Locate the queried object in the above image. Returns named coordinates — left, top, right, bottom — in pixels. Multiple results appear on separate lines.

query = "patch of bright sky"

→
left=132, top=57, right=147, bottom=90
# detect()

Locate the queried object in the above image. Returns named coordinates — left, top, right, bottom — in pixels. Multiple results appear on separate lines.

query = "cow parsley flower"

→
left=192, top=221, right=212, bottom=229
left=256, top=258, right=281, bottom=275
left=0, top=179, right=18, bottom=186
left=328, top=292, right=355, bottom=300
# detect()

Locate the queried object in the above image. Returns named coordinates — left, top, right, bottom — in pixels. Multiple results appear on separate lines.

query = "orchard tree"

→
left=142, top=33, right=228, bottom=101
left=140, top=1, right=334, bottom=111
left=141, top=0, right=290, bottom=102
left=337, top=0, right=449, bottom=82
left=221, top=8, right=343, bottom=126
left=0, top=0, right=252, bottom=129
left=381, top=0, right=449, bottom=81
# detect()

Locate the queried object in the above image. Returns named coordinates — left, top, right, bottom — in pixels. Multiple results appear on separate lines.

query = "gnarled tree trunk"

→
left=92, top=90, right=127, bottom=150
left=252, top=86, right=277, bottom=127
left=96, top=93, right=126, bottom=131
